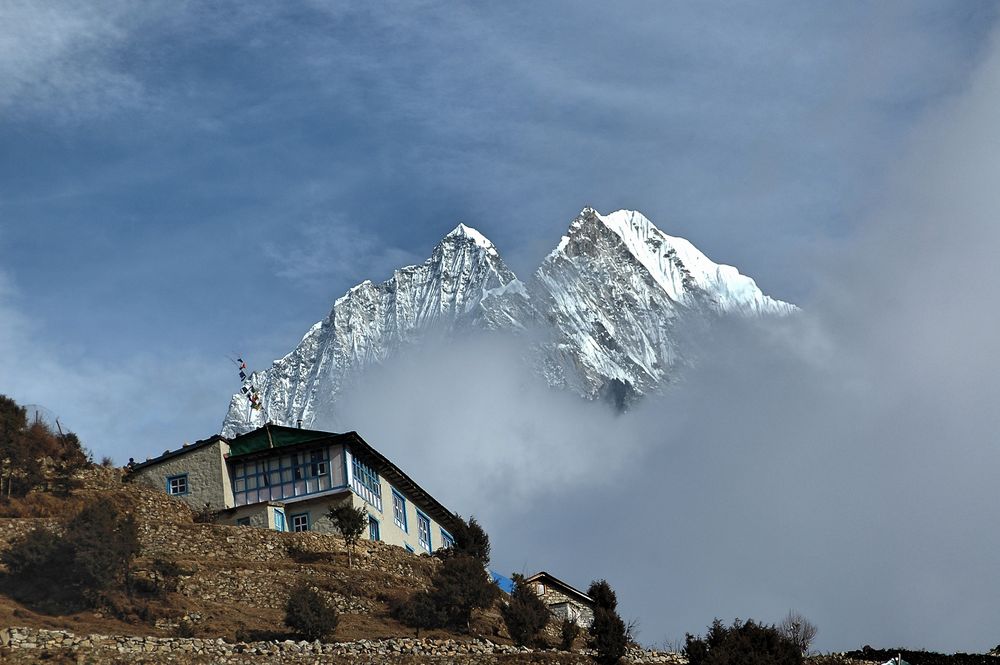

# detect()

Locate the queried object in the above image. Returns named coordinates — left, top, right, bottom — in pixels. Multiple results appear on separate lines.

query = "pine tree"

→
left=430, top=554, right=499, bottom=633
left=587, top=579, right=628, bottom=664
left=65, top=499, right=140, bottom=597
left=392, top=590, right=441, bottom=637
left=284, top=583, right=338, bottom=641
left=501, top=573, right=551, bottom=646
left=327, top=502, right=368, bottom=567
left=448, top=515, right=491, bottom=565
left=683, top=618, right=802, bottom=665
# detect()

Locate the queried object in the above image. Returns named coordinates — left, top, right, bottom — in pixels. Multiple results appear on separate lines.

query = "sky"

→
left=2, top=0, right=1000, bottom=653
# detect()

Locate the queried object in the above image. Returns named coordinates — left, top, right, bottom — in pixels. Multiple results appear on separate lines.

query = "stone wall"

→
left=0, top=517, right=62, bottom=546
left=538, top=585, right=594, bottom=628
left=0, top=626, right=685, bottom=664
left=130, top=439, right=232, bottom=512
left=137, top=517, right=434, bottom=574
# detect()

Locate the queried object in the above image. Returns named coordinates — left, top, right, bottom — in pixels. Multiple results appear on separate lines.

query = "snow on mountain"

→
left=222, top=223, right=518, bottom=436
left=222, top=208, right=795, bottom=435
left=596, top=209, right=796, bottom=316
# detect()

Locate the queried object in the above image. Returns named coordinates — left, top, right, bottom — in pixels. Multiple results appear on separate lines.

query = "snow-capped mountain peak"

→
left=222, top=207, right=796, bottom=435
left=445, top=223, right=498, bottom=256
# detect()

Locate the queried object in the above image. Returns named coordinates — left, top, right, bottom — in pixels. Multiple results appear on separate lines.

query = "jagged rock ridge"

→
left=222, top=208, right=794, bottom=435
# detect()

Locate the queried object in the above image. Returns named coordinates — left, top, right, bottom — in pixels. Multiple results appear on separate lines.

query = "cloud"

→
left=0, top=1, right=149, bottom=119
left=0, top=262, right=230, bottom=464
left=262, top=216, right=421, bottom=289
left=311, top=26, right=1000, bottom=653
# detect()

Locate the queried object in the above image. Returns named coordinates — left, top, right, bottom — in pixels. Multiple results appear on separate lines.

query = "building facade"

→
left=129, top=425, right=459, bottom=554
left=523, top=571, right=595, bottom=628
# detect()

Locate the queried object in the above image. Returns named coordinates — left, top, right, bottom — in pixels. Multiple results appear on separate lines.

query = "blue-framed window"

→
left=416, top=511, right=431, bottom=553
left=368, top=515, right=380, bottom=541
left=230, top=448, right=333, bottom=506
left=166, top=474, right=189, bottom=495
left=290, top=512, right=310, bottom=532
left=392, top=489, right=407, bottom=532
left=440, top=528, right=455, bottom=549
left=404, top=543, right=415, bottom=554
left=236, top=517, right=251, bottom=527
left=273, top=509, right=286, bottom=532
left=351, top=456, right=382, bottom=511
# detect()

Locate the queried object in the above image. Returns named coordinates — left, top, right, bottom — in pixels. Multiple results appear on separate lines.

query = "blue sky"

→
left=3, top=2, right=1000, bottom=650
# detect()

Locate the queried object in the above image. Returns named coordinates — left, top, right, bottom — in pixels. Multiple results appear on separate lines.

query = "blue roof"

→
left=491, top=570, right=514, bottom=594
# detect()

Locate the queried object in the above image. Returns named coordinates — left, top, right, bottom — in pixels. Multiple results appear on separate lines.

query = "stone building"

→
left=128, top=424, right=460, bottom=554
left=523, top=571, right=595, bottom=628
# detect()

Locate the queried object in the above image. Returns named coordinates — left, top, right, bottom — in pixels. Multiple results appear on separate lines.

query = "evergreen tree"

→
left=430, top=554, right=499, bottom=633
left=0, top=396, right=31, bottom=498
left=65, top=499, right=140, bottom=597
left=560, top=617, right=581, bottom=651
left=587, top=579, right=628, bottom=665
left=447, top=515, right=491, bottom=565
left=391, top=590, right=441, bottom=637
left=284, top=583, right=338, bottom=641
left=683, top=618, right=802, bottom=665
left=501, top=573, right=551, bottom=646
left=0, top=496, right=139, bottom=607
left=327, top=502, right=368, bottom=568
left=587, top=579, right=618, bottom=611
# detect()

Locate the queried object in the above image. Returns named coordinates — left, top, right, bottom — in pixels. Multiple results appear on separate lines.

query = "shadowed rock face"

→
left=222, top=208, right=795, bottom=436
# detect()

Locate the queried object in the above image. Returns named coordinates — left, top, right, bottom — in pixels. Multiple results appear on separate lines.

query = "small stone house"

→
left=128, top=424, right=460, bottom=554
left=523, top=571, right=595, bottom=628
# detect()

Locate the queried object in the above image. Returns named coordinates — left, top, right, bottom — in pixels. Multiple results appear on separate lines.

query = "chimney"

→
left=296, top=419, right=303, bottom=429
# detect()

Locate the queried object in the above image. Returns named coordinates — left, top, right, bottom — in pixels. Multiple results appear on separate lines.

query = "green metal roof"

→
left=226, top=424, right=334, bottom=457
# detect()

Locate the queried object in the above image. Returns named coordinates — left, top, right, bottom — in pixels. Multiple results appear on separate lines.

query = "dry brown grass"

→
left=0, top=491, right=92, bottom=518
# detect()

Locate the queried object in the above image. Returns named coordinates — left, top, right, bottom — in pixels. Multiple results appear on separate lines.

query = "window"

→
left=417, top=511, right=431, bottom=553
left=167, top=474, right=189, bottom=495
left=404, top=543, right=415, bottom=554
left=440, top=528, right=455, bottom=549
left=368, top=515, right=380, bottom=541
left=230, top=448, right=333, bottom=507
left=351, top=456, right=382, bottom=511
left=310, top=450, right=327, bottom=477
left=236, top=517, right=251, bottom=527
left=392, top=490, right=407, bottom=531
left=290, top=512, right=310, bottom=532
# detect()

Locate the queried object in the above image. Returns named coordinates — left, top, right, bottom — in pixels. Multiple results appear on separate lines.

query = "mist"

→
left=314, top=29, right=1000, bottom=654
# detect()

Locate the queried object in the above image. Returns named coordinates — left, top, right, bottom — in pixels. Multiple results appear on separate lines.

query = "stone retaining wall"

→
left=0, top=498, right=436, bottom=577
left=0, top=627, right=686, bottom=664
left=176, top=565, right=379, bottom=613
left=0, top=517, right=61, bottom=547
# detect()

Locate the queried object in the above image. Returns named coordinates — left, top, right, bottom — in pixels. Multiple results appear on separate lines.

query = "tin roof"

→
left=523, top=571, right=594, bottom=606
left=128, top=434, right=226, bottom=472
left=226, top=424, right=337, bottom=457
